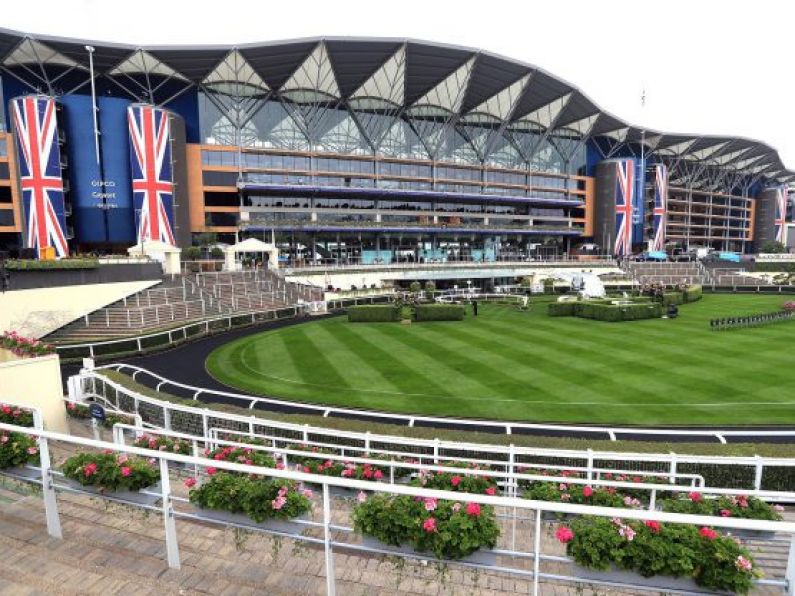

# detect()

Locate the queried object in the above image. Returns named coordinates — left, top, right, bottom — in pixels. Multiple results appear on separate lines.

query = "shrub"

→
left=0, top=432, right=39, bottom=469
left=424, top=281, right=436, bottom=293
left=548, top=301, right=577, bottom=316
left=659, top=494, right=783, bottom=521
left=414, top=304, right=465, bottom=321
left=62, top=452, right=160, bottom=492
left=411, top=466, right=498, bottom=495
left=188, top=472, right=312, bottom=522
left=575, top=302, right=662, bottom=322
left=4, top=258, right=98, bottom=270
left=662, top=292, right=684, bottom=306
left=205, top=444, right=275, bottom=469
left=1, top=331, right=55, bottom=358
left=0, top=403, right=34, bottom=427
left=133, top=433, right=192, bottom=456
left=348, top=305, right=401, bottom=323
left=353, top=493, right=500, bottom=559
left=409, top=281, right=422, bottom=293
left=184, top=246, right=201, bottom=260
left=683, top=285, right=703, bottom=303
left=210, top=247, right=224, bottom=259
left=563, top=516, right=758, bottom=593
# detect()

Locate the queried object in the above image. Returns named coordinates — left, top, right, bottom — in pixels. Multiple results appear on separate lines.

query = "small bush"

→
left=577, top=302, right=662, bottom=322
left=548, top=301, right=577, bottom=316
left=348, top=305, right=401, bottom=322
left=62, top=452, right=160, bottom=492
left=662, top=292, right=684, bottom=306
left=414, top=304, right=465, bottom=321
left=0, top=432, right=39, bottom=469
left=683, top=285, right=703, bottom=303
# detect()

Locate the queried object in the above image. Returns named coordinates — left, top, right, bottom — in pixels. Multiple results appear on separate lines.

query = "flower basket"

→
left=571, top=564, right=724, bottom=594
left=192, top=507, right=310, bottom=537
left=62, top=477, right=163, bottom=507
left=359, top=536, right=497, bottom=566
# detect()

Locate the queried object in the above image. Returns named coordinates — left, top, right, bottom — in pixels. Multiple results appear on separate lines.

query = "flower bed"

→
left=659, top=493, right=783, bottom=522
left=352, top=493, right=500, bottom=560
left=62, top=451, right=160, bottom=493
left=188, top=472, right=312, bottom=525
left=133, top=433, right=192, bottom=456
left=411, top=466, right=498, bottom=496
left=0, top=403, right=34, bottom=427
left=1, top=331, right=55, bottom=358
left=559, top=517, right=759, bottom=594
left=205, top=445, right=275, bottom=469
left=0, top=432, right=39, bottom=469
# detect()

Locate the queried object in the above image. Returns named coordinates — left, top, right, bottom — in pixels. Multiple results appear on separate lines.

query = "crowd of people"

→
left=710, top=310, right=794, bottom=331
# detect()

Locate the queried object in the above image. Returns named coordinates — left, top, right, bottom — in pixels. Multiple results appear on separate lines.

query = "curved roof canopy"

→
left=0, top=28, right=792, bottom=186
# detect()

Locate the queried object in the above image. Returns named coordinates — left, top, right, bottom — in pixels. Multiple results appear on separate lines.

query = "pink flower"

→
left=485, top=486, right=496, bottom=496
left=424, top=497, right=437, bottom=512
left=452, top=502, right=462, bottom=513
left=422, top=517, right=437, bottom=533
left=558, top=483, right=568, bottom=491
left=735, top=555, right=753, bottom=572
left=582, top=486, right=593, bottom=498
left=451, top=475, right=461, bottom=487
left=184, top=477, right=197, bottom=488
left=301, top=489, right=313, bottom=499
left=120, top=467, right=132, bottom=477
left=774, top=504, right=784, bottom=513
left=466, top=503, right=481, bottom=517
left=699, top=527, right=718, bottom=541
left=275, top=462, right=285, bottom=470
left=26, top=446, right=38, bottom=455
left=84, top=462, right=97, bottom=477
left=555, top=527, right=574, bottom=544
left=207, top=467, right=218, bottom=476
left=271, top=496, right=286, bottom=510
left=644, top=520, right=661, bottom=533
left=560, top=493, right=571, bottom=502
left=117, top=454, right=128, bottom=464
left=373, top=470, right=383, bottom=480
left=688, top=491, right=702, bottom=502
left=0, top=436, right=8, bottom=444
left=720, top=509, right=732, bottom=517
left=737, top=496, right=749, bottom=509
left=618, top=525, right=636, bottom=541
left=356, top=491, right=367, bottom=503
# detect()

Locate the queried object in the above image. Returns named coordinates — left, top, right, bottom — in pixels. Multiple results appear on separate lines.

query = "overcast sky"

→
left=6, top=0, right=793, bottom=168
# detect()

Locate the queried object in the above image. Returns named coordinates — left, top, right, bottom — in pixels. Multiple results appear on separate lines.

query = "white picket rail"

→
left=2, top=420, right=794, bottom=596
left=73, top=371, right=795, bottom=497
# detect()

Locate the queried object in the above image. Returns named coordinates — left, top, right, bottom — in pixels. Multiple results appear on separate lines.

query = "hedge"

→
left=578, top=302, right=662, bottom=322
left=684, top=285, right=703, bottom=303
left=414, top=304, right=465, bottom=321
left=547, top=301, right=577, bottom=316
left=5, top=258, right=99, bottom=270
left=662, top=291, right=684, bottom=306
left=348, top=305, right=400, bottom=322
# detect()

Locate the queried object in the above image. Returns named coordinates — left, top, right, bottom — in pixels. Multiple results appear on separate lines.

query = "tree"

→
left=210, top=247, right=224, bottom=259
left=424, top=280, right=436, bottom=293
left=409, top=281, right=422, bottom=293
left=761, top=240, right=786, bottom=254
left=184, top=246, right=201, bottom=260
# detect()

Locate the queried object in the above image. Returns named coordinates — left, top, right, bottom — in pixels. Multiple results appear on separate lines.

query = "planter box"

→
left=62, top=478, right=163, bottom=507
left=571, top=564, right=712, bottom=593
left=2, top=465, right=42, bottom=481
left=192, top=508, right=309, bottom=537
left=726, top=529, right=777, bottom=541
left=360, top=537, right=497, bottom=566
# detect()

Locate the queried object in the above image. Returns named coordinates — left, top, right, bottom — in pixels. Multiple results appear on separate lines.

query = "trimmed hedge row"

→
left=684, top=284, right=703, bottom=302
left=548, top=301, right=577, bottom=316
left=348, top=305, right=400, bottom=322
left=548, top=300, right=662, bottom=321
left=414, top=304, right=466, bottom=321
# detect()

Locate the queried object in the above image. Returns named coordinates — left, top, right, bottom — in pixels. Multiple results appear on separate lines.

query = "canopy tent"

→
left=126, top=240, right=182, bottom=274
left=223, top=238, right=279, bottom=271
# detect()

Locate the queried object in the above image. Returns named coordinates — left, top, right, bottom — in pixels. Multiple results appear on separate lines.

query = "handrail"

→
left=2, top=419, right=793, bottom=596
left=76, top=371, right=795, bottom=496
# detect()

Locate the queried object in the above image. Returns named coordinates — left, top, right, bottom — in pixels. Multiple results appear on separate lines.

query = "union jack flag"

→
left=11, top=96, right=69, bottom=258
left=775, top=186, right=788, bottom=244
left=128, top=104, right=175, bottom=244
left=614, top=159, right=634, bottom=256
left=651, top=164, right=668, bottom=252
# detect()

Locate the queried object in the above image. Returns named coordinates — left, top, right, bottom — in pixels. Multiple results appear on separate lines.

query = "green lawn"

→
left=205, top=294, right=795, bottom=426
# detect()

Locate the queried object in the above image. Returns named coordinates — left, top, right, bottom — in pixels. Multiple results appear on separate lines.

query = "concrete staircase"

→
left=623, top=261, right=705, bottom=286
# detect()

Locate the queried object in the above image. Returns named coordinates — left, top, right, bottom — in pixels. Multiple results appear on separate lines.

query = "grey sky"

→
left=5, top=0, right=793, bottom=168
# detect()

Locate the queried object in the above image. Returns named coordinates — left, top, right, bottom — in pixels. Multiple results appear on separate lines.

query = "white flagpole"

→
left=85, top=45, right=100, bottom=166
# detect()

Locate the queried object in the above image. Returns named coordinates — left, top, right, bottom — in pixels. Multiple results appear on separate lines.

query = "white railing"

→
left=88, top=364, right=795, bottom=446
left=75, top=371, right=795, bottom=495
left=2, top=420, right=794, bottom=596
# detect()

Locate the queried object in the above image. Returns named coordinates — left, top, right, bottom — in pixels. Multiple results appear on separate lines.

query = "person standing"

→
left=472, top=299, right=478, bottom=317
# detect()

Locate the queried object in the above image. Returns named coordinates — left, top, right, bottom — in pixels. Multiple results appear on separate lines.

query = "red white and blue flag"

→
left=128, top=104, right=176, bottom=245
left=775, top=186, right=788, bottom=244
left=614, top=159, right=634, bottom=256
left=651, top=164, right=668, bottom=252
left=11, top=96, right=69, bottom=258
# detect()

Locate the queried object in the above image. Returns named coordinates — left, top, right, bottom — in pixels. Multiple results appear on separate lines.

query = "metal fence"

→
left=3, top=420, right=794, bottom=596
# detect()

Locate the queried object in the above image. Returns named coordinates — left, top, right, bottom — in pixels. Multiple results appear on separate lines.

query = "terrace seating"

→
left=623, top=261, right=705, bottom=287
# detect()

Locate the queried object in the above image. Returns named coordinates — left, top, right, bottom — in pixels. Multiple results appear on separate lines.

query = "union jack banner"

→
left=11, top=96, right=69, bottom=258
left=128, top=104, right=176, bottom=244
left=614, top=159, right=634, bottom=256
left=774, top=186, right=788, bottom=243
left=651, top=164, right=668, bottom=252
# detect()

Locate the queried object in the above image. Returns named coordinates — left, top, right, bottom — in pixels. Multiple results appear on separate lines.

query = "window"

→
left=202, top=171, right=238, bottom=186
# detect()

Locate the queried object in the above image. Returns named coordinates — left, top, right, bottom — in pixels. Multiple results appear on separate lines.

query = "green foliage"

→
left=4, top=258, right=98, bottom=270
left=683, top=285, right=703, bottom=303
left=414, top=304, right=465, bottom=321
left=754, top=261, right=795, bottom=273
left=0, top=403, right=34, bottom=427
left=1, top=331, right=55, bottom=358
left=133, top=433, right=192, bottom=455
left=0, top=432, right=39, bottom=469
left=353, top=493, right=500, bottom=559
left=576, top=301, right=662, bottom=322
left=61, top=452, right=159, bottom=492
left=409, top=281, right=422, bottom=293
left=65, top=402, right=136, bottom=429
left=347, top=305, right=401, bottom=322
left=184, top=246, right=202, bottom=260
left=210, top=247, right=224, bottom=259
left=424, top=281, right=436, bottom=293
left=547, top=301, right=577, bottom=316
left=659, top=494, right=782, bottom=521
left=662, top=292, right=684, bottom=306
left=206, top=444, right=275, bottom=468
left=189, top=472, right=311, bottom=522
left=411, top=466, right=497, bottom=495
left=565, top=517, right=758, bottom=593
left=760, top=240, right=786, bottom=254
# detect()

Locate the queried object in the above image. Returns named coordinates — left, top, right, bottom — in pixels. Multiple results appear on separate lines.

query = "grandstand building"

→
left=0, top=28, right=793, bottom=262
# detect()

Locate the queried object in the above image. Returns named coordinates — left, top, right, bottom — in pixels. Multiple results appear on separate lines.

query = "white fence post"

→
left=322, top=484, right=336, bottom=596
left=158, top=458, right=181, bottom=569
left=36, top=430, right=62, bottom=539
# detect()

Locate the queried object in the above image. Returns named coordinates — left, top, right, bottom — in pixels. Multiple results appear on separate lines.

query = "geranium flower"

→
left=558, top=483, right=568, bottom=491
left=120, top=467, right=132, bottom=477
left=774, top=504, right=784, bottom=513
left=555, top=527, right=574, bottom=543
left=618, top=524, right=636, bottom=541
left=466, top=503, right=481, bottom=517
left=451, top=475, right=461, bottom=487
left=688, top=491, right=702, bottom=502
left=422, top=517, right=437, bottom=533
left=735, top=556, right=753, bottom=572
left=302, top=489, right=313, bottom=499
left=373, top=470, right=383, bottom=480
left=452, top=502, right=462, bottom=513
left=485, top=486, right=497, bottom=496
left=582, top=486, right=593, bottom=498
left=271, top=496, right=286, bottom=510
left=356, top=491, right=367, bottom=503
left=720, top=509, right=732, bottom=517
left=184, top=477, right=197, bottom=488
left=699, top=527, right=718, bottom=540
left=83, top=463, right=97, bottom=477
left=207, top=467, right=218, bottom=476
left=424, top=497, right=437, bottom=512
left=644, top=520, right=661, bottom=533
left=26, top=446, right=38, bottom=455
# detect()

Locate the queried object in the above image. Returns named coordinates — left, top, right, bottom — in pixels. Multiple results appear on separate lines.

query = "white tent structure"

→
left=126, top=240, right=182, bottom=274
left=223, top=238, right=279, bottom=271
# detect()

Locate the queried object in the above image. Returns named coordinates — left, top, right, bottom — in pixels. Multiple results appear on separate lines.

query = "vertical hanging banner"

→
left=775, top=185, right=788, bottom=243
left=11, top=95, right=69, bottom=258
left=613, top=158, right=634, bottom=256
left=127, top=104, right=176, bottom=245
left=651, top=164, right=668, bottom=252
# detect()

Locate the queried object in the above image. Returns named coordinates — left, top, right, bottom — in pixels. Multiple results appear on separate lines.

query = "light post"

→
left=85, top=45, right=100, bottom=166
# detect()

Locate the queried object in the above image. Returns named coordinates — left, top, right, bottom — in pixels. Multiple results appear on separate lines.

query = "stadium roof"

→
left=1, top=28, right=792, bottom=185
